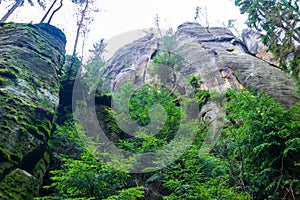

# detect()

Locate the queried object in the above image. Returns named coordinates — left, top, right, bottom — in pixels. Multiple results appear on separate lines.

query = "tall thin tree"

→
left=1, top=0, right=24, bottom=22
left=46, top=0, right=63, bottom=24
left=1, top=0, right=45, bottom=22
left=40, top=0, right=58, bottom=23
left=67, top=0, right=89, bottom=80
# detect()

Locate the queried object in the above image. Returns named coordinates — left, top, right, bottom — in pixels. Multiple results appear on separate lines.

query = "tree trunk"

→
left=67, top=0, right=89, bottom=80
left=72, top=0, right=89, bottom=58
left=40, top=0, right=58, bottom=23
left=47, top=0, right=63, bottom=24
left=0, top=0, right=24, bottom=22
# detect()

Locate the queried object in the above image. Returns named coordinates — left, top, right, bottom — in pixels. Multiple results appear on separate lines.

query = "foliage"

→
left=37, top=152, right=143, bottom=200
left=104, top=186, right=145, bottom=200
left=48, top=120, right=86, bottom=165
left=88, top=38, right=107, bottom=62
left=81, top=39, right=108, bottom=94
left=152, top=30, right=184, bottom=72
left=297, top=79, right=300, bottom=97
left=38, top=121, right=144, bottom=200
left=235, top=0, right=300, bottom=78
left=62, top=55, right=82, bottom=80
left=187, top=75, right=210, bottom=104
left=115, top=83, right=181, bottom=153
left=215, top=89, right=300, bottom=199
left=162, top=131, right=250, bottom=200
left=82, top=58, right=105, bottom=94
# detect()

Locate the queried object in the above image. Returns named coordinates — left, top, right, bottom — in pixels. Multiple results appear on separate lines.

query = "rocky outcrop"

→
left=0, top=23, right=65, bottom=199
left=103, top=22, right=299, bottom=109
left=0, top=21, right=298, bottom=199
left=241, top=29, right=279, bottom=66
left=101, top=22, right=300, bottom=162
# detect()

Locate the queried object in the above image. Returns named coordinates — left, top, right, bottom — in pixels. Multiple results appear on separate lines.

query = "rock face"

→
left=103, top=22, right=299, bottom=109
left=0, top=21, right=298, bottom=199
left=101, top=22, right=299, bottom=160
left=241, top=29, right=279, bottom=66
left=0, top=23, right=65, bottom=199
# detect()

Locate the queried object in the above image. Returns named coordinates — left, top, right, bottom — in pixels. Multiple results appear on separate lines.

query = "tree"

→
left=215, top=89, right=300, bottom=199
left=67, top=0, right=99, bottom=80
left=40, top=0, right=92, bottom=24
left=35, top=120, right=144, bottom=200
left=235, top=0, right=300, bottom=78
left=40, top=0, right=64, bottom=24
left=194, top=5, right=209, bottom=27
left=88, top=38, right=107, bottom=62
left=0, top=0, right=46, bottom=22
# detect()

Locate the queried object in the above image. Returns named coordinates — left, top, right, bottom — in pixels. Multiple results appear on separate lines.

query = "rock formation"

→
left=101, top=22, right=299, bottom=161
left=0, top=21, right=299, bottom=199
left=0, top=23, right=65, bottom=199
left=241, top=29, right=279, bottom=66
left=103, top=22, right=299, bottom=109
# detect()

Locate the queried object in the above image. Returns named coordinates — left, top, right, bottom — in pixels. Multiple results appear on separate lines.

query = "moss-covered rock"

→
left=0, top=23, right=65, bottom=199
left=0, top=168, right=40, bottom=200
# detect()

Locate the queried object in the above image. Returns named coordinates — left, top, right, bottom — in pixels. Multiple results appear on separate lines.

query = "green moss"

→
left=25, top=124, right=38, bottom=134
left=0, top=77, right=7, bottom=86
left=44, top=151, right=50, bottom=164
left=0, top=168, right=40, bottom=200
left=18, top=115, right=30, bottom=124
left=38, top=123, right=51, bottom=136
left=0, top=126, right=12, bottom=132
left=31, top=157, right=48, bottom=184
left=0, top=147, right=22, bottom=163
left=5, top=114, right=19, bottom=124
left=0, top=69, right=17, bottom=80
left=0, top=22, right=14, bottom=28
left=1, top=120, right=9, bottom=126
left=0, top=147, right=11, bottom=161
left=8, top=65, right=20, bottom=74
left=6, top=106, right=17, bottom=115
left=9, top=152, right=23, bottom=162
left=19, top=127, right=29, bottom=134
left=0, top=89, right=6, bottom=96
left=35, top=80, right=42, bottom=88
left=25, top=124, right=45, bottom=140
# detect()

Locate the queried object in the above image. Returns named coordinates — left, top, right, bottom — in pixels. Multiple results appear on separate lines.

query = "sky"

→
left=0, top=0, right=248, bottom=60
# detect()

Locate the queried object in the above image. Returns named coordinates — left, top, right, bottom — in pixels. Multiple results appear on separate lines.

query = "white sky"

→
left=0, top=0, right=248, bottom=60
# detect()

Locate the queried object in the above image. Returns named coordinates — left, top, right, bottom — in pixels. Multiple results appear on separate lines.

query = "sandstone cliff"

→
left=103, top=22, right=299, bottom=109
left=0, top=23, right=65, bottom=199
left=100, top=22, right=299, bottom=156
left=0, top=22, right=299, bottom=199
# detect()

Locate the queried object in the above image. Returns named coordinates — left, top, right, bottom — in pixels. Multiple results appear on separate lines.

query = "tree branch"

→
left=0, top=0, right=24, bottom=22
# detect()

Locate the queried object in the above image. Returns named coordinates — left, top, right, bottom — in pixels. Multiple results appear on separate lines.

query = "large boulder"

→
left=0, top=23, right=65, bottom=199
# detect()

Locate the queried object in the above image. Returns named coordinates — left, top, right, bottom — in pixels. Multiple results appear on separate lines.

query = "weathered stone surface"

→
left=0, top=23, right=65, bottom=199
left=100, top=22, right=300, bottom=159
left=102, top=22, right=299, bottom=109
left=241, top=29, right=279, bottom=66
left=102, top=33, right=158, bottom=91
